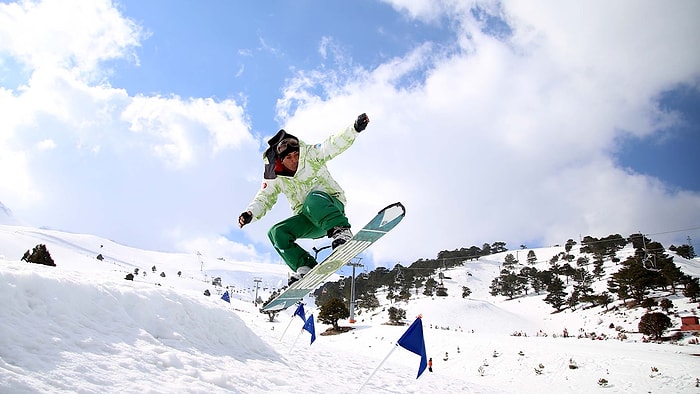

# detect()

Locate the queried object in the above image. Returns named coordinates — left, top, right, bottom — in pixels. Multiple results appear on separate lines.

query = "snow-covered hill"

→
left=1, top=224, right=699, bottom=393
left=0, top=201, right=18, bottom=225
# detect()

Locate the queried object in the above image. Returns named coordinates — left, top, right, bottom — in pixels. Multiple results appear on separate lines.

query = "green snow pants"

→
left=268, top=190, right=350, bottom=272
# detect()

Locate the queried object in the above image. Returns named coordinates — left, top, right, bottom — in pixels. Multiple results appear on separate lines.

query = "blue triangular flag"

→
left=293, top=303, right=306, bottom=322
left=397, top=318, right=427, bottom=379
left=303, top=314, right=316, bottom=345
left=221, top=291, right=230, bottom=303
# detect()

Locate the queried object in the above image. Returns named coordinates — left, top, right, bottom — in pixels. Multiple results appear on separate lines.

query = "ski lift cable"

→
left=645, top=226, right=700, bottom=237
left=573, top=226, right=700, bottom=248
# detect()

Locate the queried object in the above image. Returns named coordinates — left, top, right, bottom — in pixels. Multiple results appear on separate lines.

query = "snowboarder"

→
left=238, top=113, right=370, bottom=285
left=428, top=358, right=433, bottom=372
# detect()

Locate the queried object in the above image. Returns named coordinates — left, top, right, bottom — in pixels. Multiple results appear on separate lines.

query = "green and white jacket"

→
left=245, top=123, right=360, bottom=222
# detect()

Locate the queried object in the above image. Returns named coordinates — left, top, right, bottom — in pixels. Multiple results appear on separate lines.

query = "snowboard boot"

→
left=328, top=226, right=353, bottom=249
left=288, top=265, right=312, bottom=286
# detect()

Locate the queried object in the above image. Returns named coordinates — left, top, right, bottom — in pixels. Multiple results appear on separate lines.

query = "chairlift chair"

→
left=395, top=270, right=404, bottom=285
left=640, top=235, right=661, bottom=272
left=642, top=254, right=660, bottom=272
left=436, top=281, right=448, bottom=297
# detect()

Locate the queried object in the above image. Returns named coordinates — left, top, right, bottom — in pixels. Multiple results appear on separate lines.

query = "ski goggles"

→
left=276, top=138, right=299, bottom=157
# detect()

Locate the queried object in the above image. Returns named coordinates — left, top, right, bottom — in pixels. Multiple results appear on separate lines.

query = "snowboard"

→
left=261, top=202, right=406, bottom=312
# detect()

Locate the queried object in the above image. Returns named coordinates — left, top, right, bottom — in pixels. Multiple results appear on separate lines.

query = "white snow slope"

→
left=1, top=224, right=699, bottom=393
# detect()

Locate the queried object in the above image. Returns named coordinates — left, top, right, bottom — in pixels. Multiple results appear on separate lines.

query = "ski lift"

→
left=642, top=253, right=660, bottom=272
left=640, top=235, right=661, bottom=272
left=436, top=282, right=448, bottom=297
left=357, top=266, right=370, bottom=280
left=394, top=267, right=404, bottom=284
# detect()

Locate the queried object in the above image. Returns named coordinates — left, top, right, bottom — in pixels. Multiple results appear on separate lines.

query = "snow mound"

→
left=0, top=262, right=281, bottom=393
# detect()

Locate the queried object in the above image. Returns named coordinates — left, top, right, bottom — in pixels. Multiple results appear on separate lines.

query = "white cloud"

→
left=379, top=0, right=451, bottom=23
left=36, top=139, right=55, bottom=151
left=176, top=235, right=275, bottom=265
left=0, top=0, right=143, bottom=80
left=122, top=95, right=252, bottom=168
left=0, top=0, right=257, bottom=255
left=276, top=0, right=700, bottom=264
left=1, top=0, right=699, bottom=269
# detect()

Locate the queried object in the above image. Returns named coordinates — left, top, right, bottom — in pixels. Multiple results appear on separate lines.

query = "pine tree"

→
left=592, top=256, right=605, bottom=278
left=532, top=269, right=553, bottom=295
left=597, top=291, right=614, bottom=310
left=503, top=253, right=518, bottom=269
left=657, top=257, right=684, bottom=294
left=609, top=256, right=657, bottom=302
left=669, top=243, right=696, bottom=259
left=544, top=276, right=567, bottom=311
left=462, top=286, right=472, bottom=298
left=387, top=306, right=406, bottom=324
left=573, top=268, right=595, bottom=305
left=491, top=241, right=508, bottom=253
left=527, top=250, right=537, bottom=264
left=682, top=276, right=700, bottom=302
left=21, top=244, right=56, bottom=267
left=423, top=277, right=437, bottom=296
left=489, top=270, right=526, bottom=299
left=318, top=297, right=349, bottom=330
left=564, top=239, right=577, bottom=258
left=357, top=292, right=380, bottom=311
left=567, top=289, right=580, bottom=310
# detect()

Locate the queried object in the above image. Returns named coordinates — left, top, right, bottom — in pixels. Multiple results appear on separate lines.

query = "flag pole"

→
left=288, top=326, right=305, bottom=354
left=279, top=314, right=297, bottom=342
left=358, top=314, right=426, bottom=392
left=281, top=303, right=307, bottom=342
left=356, top=344, right=398, bottom=393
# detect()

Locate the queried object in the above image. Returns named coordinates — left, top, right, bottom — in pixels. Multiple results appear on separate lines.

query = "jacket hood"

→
left=263, top=129, right=300, bottom=180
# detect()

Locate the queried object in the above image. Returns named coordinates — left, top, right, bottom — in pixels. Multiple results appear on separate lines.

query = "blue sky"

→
left=617, top=86, right=700, bottom=191
left=1, top=0, right=699, bottom=270
left=109, top=1, right=454, bottom=137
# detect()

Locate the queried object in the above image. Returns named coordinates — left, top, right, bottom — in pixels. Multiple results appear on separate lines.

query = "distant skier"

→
left=428, top=358, right=433, bottom=372
left=238, top=113, right=370, bottom=285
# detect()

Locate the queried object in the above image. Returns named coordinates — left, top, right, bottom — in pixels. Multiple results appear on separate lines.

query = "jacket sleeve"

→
left=308, top=123, right=359, bottom=164
left=245, top=178, right=281, bottom=222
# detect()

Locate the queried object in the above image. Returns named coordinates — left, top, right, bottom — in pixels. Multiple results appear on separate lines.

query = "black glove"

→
left=354, top=113, right=369, bottom=132
left=238, top=211, right=252, bottom=228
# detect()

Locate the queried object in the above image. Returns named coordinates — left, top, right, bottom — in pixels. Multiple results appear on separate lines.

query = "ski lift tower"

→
left=253, top=277, right=262, bottom=306
left=347, top=258, right=364, bottom=324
